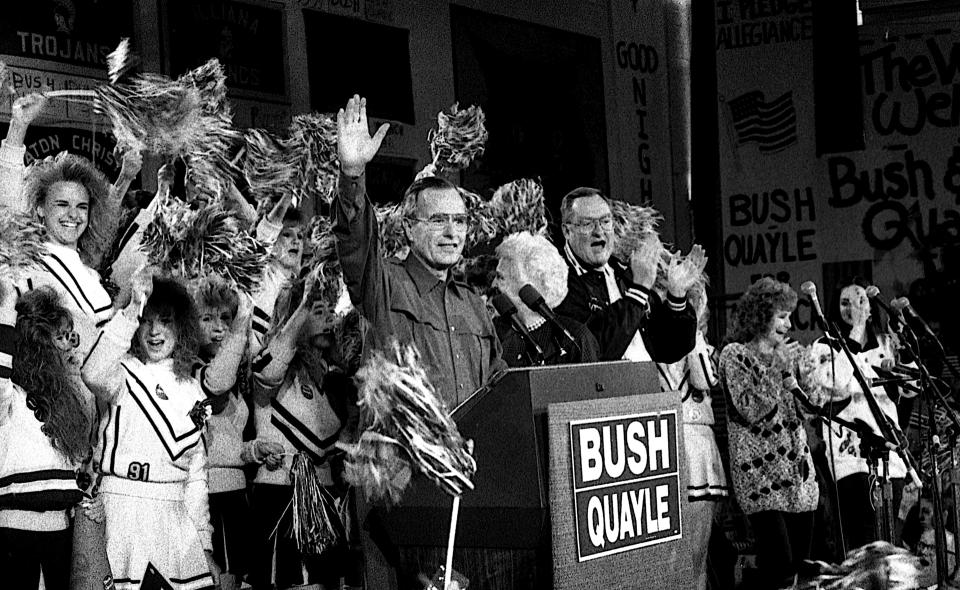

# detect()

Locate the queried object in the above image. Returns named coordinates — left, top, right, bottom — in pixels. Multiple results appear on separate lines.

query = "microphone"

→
left=491, top=292, right=544, bottom=363
left=518, top=284, right=577, bottom=353
left=865, top=286, right=902, bottom=327
left=892, top=297, right=940, bottom=343
left=800, top=281, right=826, bottom=326
left=782, top=372, right=819, bottom=414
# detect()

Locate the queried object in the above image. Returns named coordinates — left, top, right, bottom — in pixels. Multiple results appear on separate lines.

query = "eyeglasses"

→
left=566, top=216, right=614, bottom=233
left=408, top=214, right=471, bottom=231
left=55, top=330, right=80, bottom=349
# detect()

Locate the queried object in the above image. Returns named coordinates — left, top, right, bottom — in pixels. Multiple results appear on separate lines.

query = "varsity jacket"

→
left=555, top=243, right=697, bottom=363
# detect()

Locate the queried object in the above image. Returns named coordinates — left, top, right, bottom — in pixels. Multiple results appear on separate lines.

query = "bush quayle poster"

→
left=569, top=410, right=682, bottom=561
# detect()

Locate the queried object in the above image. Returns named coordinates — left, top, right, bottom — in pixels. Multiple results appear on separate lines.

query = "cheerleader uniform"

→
left=83, top=312, right=214, bottom=590
left=0, top=306, right=83, bottom=590
left=0, top=140, right=114, bottom=368
left=248, top=352, right=345, bottom=590
left=657, top=330, right=728, bottom=590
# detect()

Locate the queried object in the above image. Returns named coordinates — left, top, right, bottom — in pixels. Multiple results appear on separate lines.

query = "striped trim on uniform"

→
left=269, top=398, right=342, bottom=465
left=121, top=364, right=203, bottom=461
left=666, top=292, right=687, bottom=312
left=624, top=284, right=651, bottom=308
left=0, top=469, right=83, bottom=511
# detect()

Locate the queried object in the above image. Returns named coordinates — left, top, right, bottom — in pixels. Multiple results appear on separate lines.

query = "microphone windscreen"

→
left=865, top=285, right=880, bottom=299
left=891, top=297, right=909, bottom=312
left=491, top=292, right=518, bottom=317
left=519, top=284, right=545, bottom=308
left=800, top=281, right=817, bottom=296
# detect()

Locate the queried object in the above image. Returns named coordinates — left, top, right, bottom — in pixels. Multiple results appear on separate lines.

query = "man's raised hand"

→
left=337, top=94, right=390, bottom=177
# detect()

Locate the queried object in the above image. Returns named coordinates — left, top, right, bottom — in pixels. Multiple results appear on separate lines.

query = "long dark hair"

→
left=826, top=277, right=885, bottom=347
left=130, top=277, right=202, bottom=380
left=13, top=288, right=92, bottom=463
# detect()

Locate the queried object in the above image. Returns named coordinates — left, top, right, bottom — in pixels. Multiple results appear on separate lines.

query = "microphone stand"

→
left=817, top=316, right=923, bottom=545
left=897, top=319, right=960, bottom=586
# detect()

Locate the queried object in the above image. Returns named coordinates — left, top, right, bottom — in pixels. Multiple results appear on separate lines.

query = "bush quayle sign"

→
left=569, top=410, right=682, bottom=561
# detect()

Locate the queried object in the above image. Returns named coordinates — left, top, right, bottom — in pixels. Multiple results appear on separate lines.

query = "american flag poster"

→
left=727, top=90, right=798, bottom=153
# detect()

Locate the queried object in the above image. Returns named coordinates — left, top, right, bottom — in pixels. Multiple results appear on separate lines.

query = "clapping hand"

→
left=629, top=237, right=661, bottom=290
left=665, top=244, right=707, bottom=299
left=337, top=94, right=390, bottom=177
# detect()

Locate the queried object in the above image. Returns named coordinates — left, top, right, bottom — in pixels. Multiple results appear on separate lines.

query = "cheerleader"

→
left=247, top=271, right=355, bottom=590
left=0, top=94, right=127, bottom=369
left=656, top=284, right=728, bottom=590
left=82, top=271, right=218, bottom=590
left=193, top=277, right=283, bottom=586
left=0, top=282, right=93, bottom=590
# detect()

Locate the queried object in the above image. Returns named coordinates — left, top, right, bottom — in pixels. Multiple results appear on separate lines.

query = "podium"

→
left=371, top=361, right=659, bottom=549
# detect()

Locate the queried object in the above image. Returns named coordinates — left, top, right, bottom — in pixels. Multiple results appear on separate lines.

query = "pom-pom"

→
left=375, top=204, right=409, bottom=261
left=340, top=430, right=412, bottom=505
left=289, top=453, right=346, bottom=555
left=95, top=59, right=239, bottom=198
left=487, top=178, right=548, bottom=238
left=106, top=38, right=137, bottom=84
left=458, top=187, right=497, bottom=256
left=610, top=199, right=662, bottom=261
left=353, top=341, right=476, bottom=497
left=140, top=199, right=270, bottom=294
left=794, top=541, right=918, bottom=590
left=289, top=113, right=340, bottom=205
left=242, top=128, right=298, bottom=206
left=0, top=211, right=48, bottom=275
left=427, top=103, right=488, bottom=175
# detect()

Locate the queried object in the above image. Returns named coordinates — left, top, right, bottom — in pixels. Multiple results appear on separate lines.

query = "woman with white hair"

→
left=493, top=231, right=598, bottom=366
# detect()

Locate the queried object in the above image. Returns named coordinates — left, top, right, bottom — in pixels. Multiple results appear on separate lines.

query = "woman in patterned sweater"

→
left=719, top=277, right=822, bottom=588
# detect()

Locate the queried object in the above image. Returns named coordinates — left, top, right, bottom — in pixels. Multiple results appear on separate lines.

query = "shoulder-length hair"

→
left=13, top=287, right=92, bottom=463
left=726, top=277, right=798, bottom=344
left=130, top=277, right=202, bottom=380
left=24, top=151, right=115, bottom=268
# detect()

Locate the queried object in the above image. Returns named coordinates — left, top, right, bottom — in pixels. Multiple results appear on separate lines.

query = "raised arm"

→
left=1, top=94, right=48, bottom=212
left=109, top=148, right=142, bottom=204
left=82, top=267, right=152, bottom=403
left=199, top=295, right=252, bottom=396
left=331, top=95, right=394, bottom=327
left=250, top=270, right=321, bottom=390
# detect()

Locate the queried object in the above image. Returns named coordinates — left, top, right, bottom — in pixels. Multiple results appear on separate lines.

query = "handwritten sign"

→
left=569, top=411, right=682, bottom=561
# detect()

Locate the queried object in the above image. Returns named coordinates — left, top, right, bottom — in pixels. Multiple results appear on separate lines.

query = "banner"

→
left=0, top=0, right=132, bottom=69
left=568, top=410, right=682, bottom=561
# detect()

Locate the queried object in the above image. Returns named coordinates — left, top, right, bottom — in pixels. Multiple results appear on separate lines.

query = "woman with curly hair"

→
left=82, top=272, right=218, bottom=590
left=0, top=283, right=91, bottom=589
left=719, top=277, right=823, bottom=588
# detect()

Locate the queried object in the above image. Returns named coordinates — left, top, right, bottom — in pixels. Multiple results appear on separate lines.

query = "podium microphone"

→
left=518, top=284, right=577, bottom=353
left=491, top=291, right=545, bottom=363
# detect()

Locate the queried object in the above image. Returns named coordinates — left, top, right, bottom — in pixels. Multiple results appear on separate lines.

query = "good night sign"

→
left=569, top=411, right=682, bottom=561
